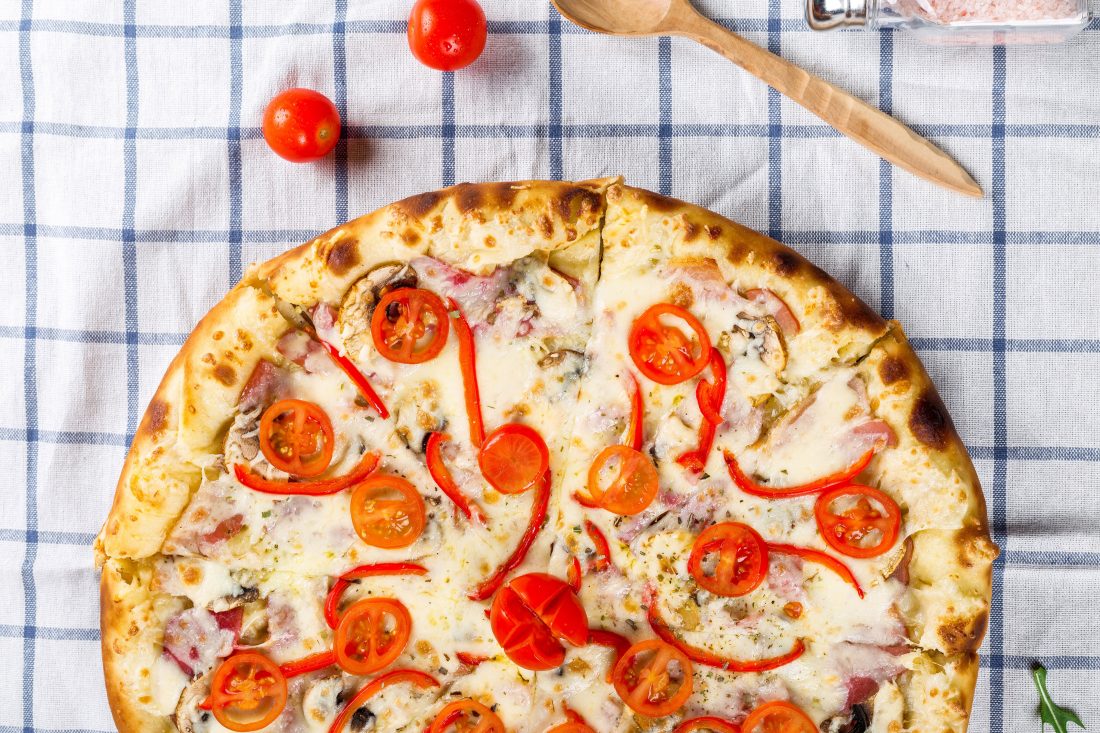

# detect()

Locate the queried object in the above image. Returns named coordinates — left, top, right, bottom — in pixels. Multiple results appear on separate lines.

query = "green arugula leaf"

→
left=1034, top=664, right=1085, bottom=733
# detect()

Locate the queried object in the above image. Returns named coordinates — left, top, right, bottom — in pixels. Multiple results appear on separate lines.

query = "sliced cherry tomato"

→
left=741, top=701, right=817, bottom=733
left=407, top=0, right=487, bottom=72
left=258, top=399, right=334, bottom=477
left=723, top=449, right=875, bottom=499
left=429, top=700, right=505, bottom=733
left=814, top=484, right=901, bottom=558
left=674, top=717, right=743, bottom=733
left=234, top=450, right=379, bottom=496
left=478, top=423, right=550, bottom=495
left=677, top=348, right=727, bottom=473
left=767, top=543, right=864, bottom=598
left=585, top=520, right=613, bottom=572
left=279, top=651, right=336, bottom=679
left=349, top=474, right=426, bottom=549
left=324, top=563, right=428, bottom=629
left=262, top=88, right=340, bottom=163
left=626, top=374, right=645, bottom=451
left=646, top=593, right=805, bottom=673
left=426, top=432, right=486, bottom=523
left=469, top=469, right=551, bottom=601
left=687, top=522, right=770, bottom=597
left=628, top=303, right=712, bottom=386
left=611, top=639, right=694, bottom=718
left=583, top=445, right=659, bottom=515
left=448, top=299, right=486, bottom=447
left=329, top=670, right=439, bottom=733
left=547, top=724, right=596, bottom=733
left=333, top=598, right=412, bottom=675
left=202, top=652, right=288, bottom=732
left=490, top=573, right=588, bottom=671
left=370, top=288, right=450, bottom=364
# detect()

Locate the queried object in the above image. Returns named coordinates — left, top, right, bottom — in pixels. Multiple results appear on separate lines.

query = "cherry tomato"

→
left=407, top=0, right=487, bottom=72
left=741, top=701, right=817, bottom=733
left=687, top=522, right=770, bottom=597
left=478, top=423, right=550, bottom=495
left=370, top=288, right=450, bottom=364
left=628, top=303, right=712, bottom=385
left=673, top=717, right=743, bottom=733
left=262, top=88, right=340, bottom=163
left=202, top=652, right=288, bottom=732
left=611, top=639, right=694, bottom=718
left=429, top=699, right=505, bottom=733
left=333, top=598, right=412, bottom=675
left=258, top=399, right=334, bottom=478
left=585, top=445, right=659, bottom=515
left=547, top=724, right=596, bottom=733
left=349, top=475, right=426, bottom=549
left=490, top=573, right=588, bottom=671
left=814, top=484, right=901, bottom=558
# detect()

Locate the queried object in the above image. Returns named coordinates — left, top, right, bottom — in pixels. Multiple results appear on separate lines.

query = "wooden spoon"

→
left=551, top=0, right=983, bottom=198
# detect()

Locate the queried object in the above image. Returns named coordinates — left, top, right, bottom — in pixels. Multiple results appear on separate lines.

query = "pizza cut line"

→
left=96, top=179, right=997, bottom=733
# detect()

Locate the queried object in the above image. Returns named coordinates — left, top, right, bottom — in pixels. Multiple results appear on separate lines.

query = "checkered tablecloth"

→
left=2, top=0, right=1098, bottom=731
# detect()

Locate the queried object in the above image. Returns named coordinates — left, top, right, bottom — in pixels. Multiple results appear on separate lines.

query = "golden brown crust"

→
left=96, top=284, right=290, bottom=562
left=101, top=558, right=182, bottom=733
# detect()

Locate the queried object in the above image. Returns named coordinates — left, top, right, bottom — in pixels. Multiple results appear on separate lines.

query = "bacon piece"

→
left=851, top=419, right=899, bottom=449
left=238, top=359, right=288, bottom=411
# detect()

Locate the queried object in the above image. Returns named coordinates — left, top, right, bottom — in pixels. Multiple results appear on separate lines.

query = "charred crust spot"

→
left=400, top=229, right=421, bottom=246
left=705, top=224, right=722, bottom=240
left=143, top=399, right=170, bottom=438
left=484, top=235, right=497, bottom=249
left=455, top=183, right=484, bottom=213
left=879, top=355, right=910, bottom=385
left=538, top=214, right=553, bottom=239
left=396, top=191, right=443, bottom=219
left=909, top=391, right=952, bottom=450
left=938, top=611, right=989, bottom=654
left=492, top=182, right=520, bottom=209
left=668, top=282, right=694, bottom=309
left=683, top=220, right=699, bottom=240
left=212, top=330, right=224, bottom=341
left=235, top=329, right=253, bottom=352
left=325, top=237, right=361, bottom=276
left=213, top=363, right=237, bottom=387
left=956, top=524, right=999, bottom=568
left=811, top=267, right=885, bottom=331
left=555, top=188, right=600, bottom=223
left=773, top=250, right=800, bottom=277
left=201, top=352, right=216, bottom=366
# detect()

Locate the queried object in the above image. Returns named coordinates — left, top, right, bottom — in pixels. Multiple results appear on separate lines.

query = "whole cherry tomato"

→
left=262, top=88, right=341, bottom=163
left=407, top=0, right=487, bottom=72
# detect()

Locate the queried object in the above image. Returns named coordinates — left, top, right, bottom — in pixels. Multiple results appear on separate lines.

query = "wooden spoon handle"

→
left=672, top=10, right=982, bottom=198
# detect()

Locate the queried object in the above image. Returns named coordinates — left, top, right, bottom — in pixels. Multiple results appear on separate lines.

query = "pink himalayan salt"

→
left=883, top=0, right=1083, bottom=24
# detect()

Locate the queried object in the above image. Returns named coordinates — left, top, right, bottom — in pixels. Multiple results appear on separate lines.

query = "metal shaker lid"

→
left=806, top=0, right=869, bottom=30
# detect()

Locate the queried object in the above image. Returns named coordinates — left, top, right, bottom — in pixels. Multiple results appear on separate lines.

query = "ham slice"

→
left=238, top=359, right=289, bottom=411
left=745, top=288, right=801, bottom=337
left=163, top=607, right=236, bottom=677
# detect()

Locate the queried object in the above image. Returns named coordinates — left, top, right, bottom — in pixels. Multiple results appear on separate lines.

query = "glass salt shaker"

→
left=807, top=0, right=1090, bottom=44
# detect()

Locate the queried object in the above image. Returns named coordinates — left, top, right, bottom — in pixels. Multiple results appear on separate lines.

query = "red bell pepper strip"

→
left=626, top=375, right=644, bottom=451
left=587, top=628, right=631, bottom=681
left=280, top=650, right=336, bottom=678
left=329, top=669, right=439, bottom=733
left=468, top=469, right=551, bottom=601
left=677, top=348, right=726, bottom=473
left=425, top=432, right=486, bottom=523
left=723, top=448, right=875, bottom=499
left=647, top=591, right=805, bottom=672
left=567, top=556, right=583, bottom=593
left=585, top=520, right=612, bottom=572
left=447, top=298, right=486, bottom=448
left=455, top=651, right=489, bottom=667
left=234, top=450, right=379, bottom=496
left=767, top=543, right=864, bottom=598
left=324, top=562, right=429, bottom=629
left=571, top=491, right=600, bottom=509
left=314, top=334, right=389, bottom=418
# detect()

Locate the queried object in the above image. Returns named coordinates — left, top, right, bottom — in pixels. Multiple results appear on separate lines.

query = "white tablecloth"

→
left=1, top=0, right=1098, bottom=731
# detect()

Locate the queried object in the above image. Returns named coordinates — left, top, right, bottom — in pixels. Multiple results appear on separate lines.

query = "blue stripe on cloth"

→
left=658, top=36, right=672, bottom=196
left=0, top=326, right=188, bottom=345
left=766, top=0, right=781, bottom=242
left=122, top=0, right=140, bottom=442
left=0, top=529, right=97, bottom=545
left=988, top=44, right=1008, bottom=733
left=548, top=4, right=562, bottom=180
left=1004, top=550, right=1100, bottom=567
left=878, top=30, right=894, bottom=320
left=441, top=72, right=455, bottom=187
left=2, top=120, right=1097, bottom=141
left=227, top=0, right=244, bottom=284
left=18, top=0, right=40, bottom=729
left=0, top=428, right=131, bottom=447
left=0, top=626, right=101, bottom=641
left=333, top=0, right=349, bottom=223
left=910, top=337, right=1100, bottom=353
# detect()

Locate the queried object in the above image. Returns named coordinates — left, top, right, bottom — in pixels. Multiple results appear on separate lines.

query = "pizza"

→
left=96, top=178, right=997, bottom=733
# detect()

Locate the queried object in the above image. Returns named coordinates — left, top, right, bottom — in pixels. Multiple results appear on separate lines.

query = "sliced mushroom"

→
left=337, top=263, right=419, bottom=357
left=726, top=313, right=787, bottom=373
left=392, top=380, right=445, bottom=455
left=823, top=704, right=870, bottom=733
left=301, top=675, right=348, bottom=731
left=537, top=348, right=587, bottom=389
left=173, top=671, right=212, bottom=733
